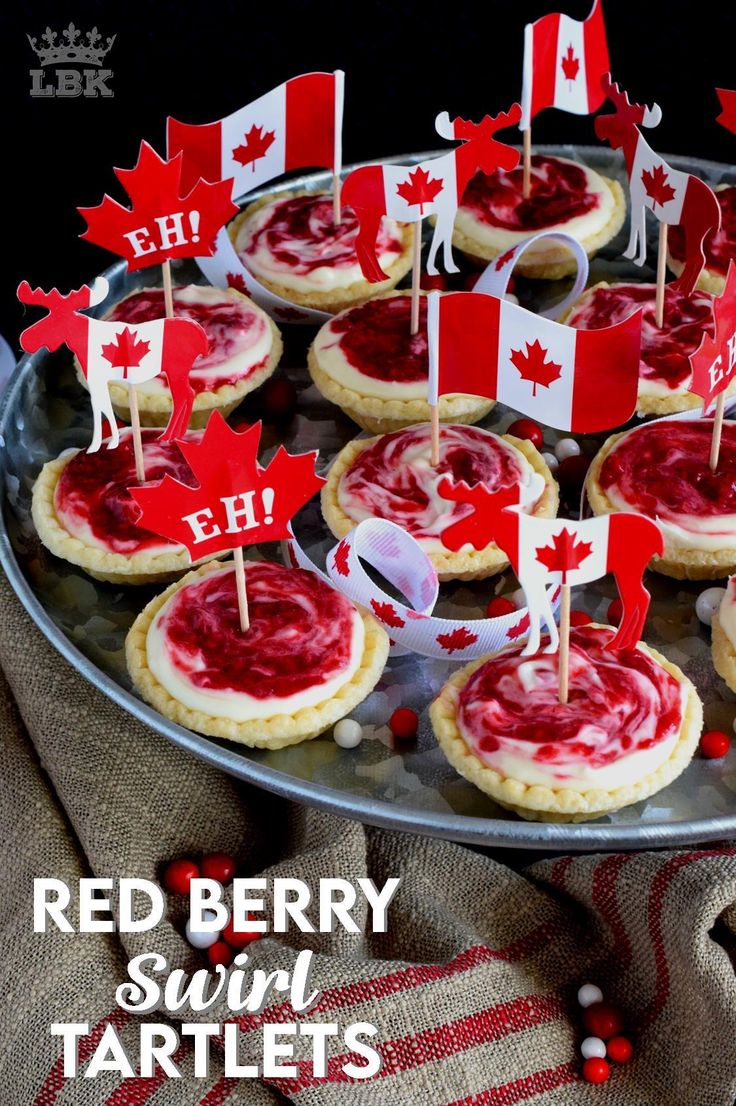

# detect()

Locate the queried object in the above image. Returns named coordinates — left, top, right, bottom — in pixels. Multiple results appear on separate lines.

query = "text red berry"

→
left=583, top=1057, right=610, bottom=1084
left=389, top=707, right=419, bottom=740
left=506, top=419, right=543, bottom=449
left=163, top=858, right=199, bottom=895
left=583, top=1002, right=623, bottom=1040
left=569, top=609, right=592, bottom=627
left=606, top=1036, right=633, bottom=1063
left=207, top=940, right=234, bottom=968
left=222, top=914, right=260, bottom=949
left=607, top=598, right=624, bottom=626
left=200, top=852, right=236, bottom=884
left=700, top=730, right=730, bottom=759
left=486, top=596, right=517, bottom=618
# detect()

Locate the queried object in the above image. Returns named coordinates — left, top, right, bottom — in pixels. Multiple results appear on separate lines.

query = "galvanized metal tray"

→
left=3, top=144, right=736, bottom=851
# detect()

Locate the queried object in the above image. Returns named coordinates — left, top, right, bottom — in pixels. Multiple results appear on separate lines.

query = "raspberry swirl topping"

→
left=457, top=626, right=685, bottom=791
left=337, top=424, right=545, bottom=554
left=314, top=295, right=429, bottom=400
left=567, top=283, right=714, bottom=396
left=233, top=194, right=404, bottom=293
left=107, top=285, right=272, bottom=396
left=598, top=420, right=736, bottom=552
left=55, top=429, right=196, bottom=556
left=670, top=185, right=736, bottom=277
left=147, top=562, right=365, bottom=721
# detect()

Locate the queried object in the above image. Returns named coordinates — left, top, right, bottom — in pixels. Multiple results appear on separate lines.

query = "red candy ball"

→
left=583, top=1057, right=611, bottom=1084
left=389, top=707, right=419, bottom=740
left=421, top=273, right=448, bottom=291
left=583, top=1002, right=623, bottom=1040
left=506, top=419, right=543, bottom=449
left=607, top=598, right=624, bottom=626
left=607, top=1036, right=633, bottom=1064
left=556, top=454, right=590, bottom=499
left=260, top=377, right=297, bottom=421
left=463, top=272, right=480, bottom=290
left=222, top=914, right=260, bottom=949
left=569, top=609, right=592, bottom=627
left=163, top=858, right=199, bottom=896
left=207, top=940, right=234, bottom=968
left=700, top=730, right=730, bottom=759
left=200, top=852, right=236, bottom=884
left=486, top=596, right=517, bottom=618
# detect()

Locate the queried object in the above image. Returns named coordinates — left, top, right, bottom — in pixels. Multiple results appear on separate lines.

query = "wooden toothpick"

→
left=410, top=224, right=422, bottom=336
left=655, top=221, right=668, bottom=328
left=128, top=385, right=146, bottom=483
left=522, top=128, right=532, bottom=200
left=162, top=259, right=175, bottom=319
left=430, top=403, right=441, bottom=467
left=710, top=391, right=726, bottom=472
left=233, top=546, right=250, bottom=632
left=558, top=583, right=571, bottom=705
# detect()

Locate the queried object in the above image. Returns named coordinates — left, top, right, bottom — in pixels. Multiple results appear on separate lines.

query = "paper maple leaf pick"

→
left=689, top=262, right=736, bottom=471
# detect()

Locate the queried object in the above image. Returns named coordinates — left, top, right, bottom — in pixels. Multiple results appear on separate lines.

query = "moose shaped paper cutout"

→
left=426, top=289, right=642, bottom=433
left=595, top=75, right=721, bottom=296
left=716, top=89, right=736, bottom=135
left=341, top=105, right=521, bottom=282
left=689, top=262, right=736, bottom=411
left=17, top=278, right=208, bottom=450
left=438, top=480, right=663, bottom=654
left=78, top=141, right=238, bottom=271
left=129, top=412, right=325, bottom=560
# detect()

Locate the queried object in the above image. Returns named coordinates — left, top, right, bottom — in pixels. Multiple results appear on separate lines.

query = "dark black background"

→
left=2, top=0, right=735, bottom=340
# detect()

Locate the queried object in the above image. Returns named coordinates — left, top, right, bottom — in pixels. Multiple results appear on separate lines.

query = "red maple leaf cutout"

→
left=510, top=339, right=562, bottom=396
left=506, top=612, right=530, bottom=640
left=689, top=261, right=736, bottom=409
left=641, top=164, right=677, bottom=209
left=436, top=626, right=478, bottom=654
left=333, top=540, right=350, bottom=577
left=495, top=247, right=516, bottom=271
left=561, top=44, right=580, bottom=82
left=716, top=89, right=736, bottom=135
left=232, top=125, right=276, bottom=171
left=396, top=167, right=444, bottom=215
left=129, top=411, right=325, bottom=559
left=370, top=599, right=406, bottom=629
left=226, top=272, right=248, bottom=294
left=101, top=327, right=150, bottom=369
left=78, top=141, right=238, bottom=272
left=535, top=528, right=593, bottom=583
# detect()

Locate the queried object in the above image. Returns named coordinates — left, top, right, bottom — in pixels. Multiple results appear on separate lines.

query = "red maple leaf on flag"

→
left=494, top=247, right=517, bottom=271
left=232, top=125, right=276, bottom=171
left=396, top=167, right=444, bottom=215
left=535, top=528, right=593, bottom=583
left=78, top=141, right=238, bottom=271
left=510, top=339, right=562, bottom=396
left=129, top=411, right=325, bottom=560
left=506, top=612, right=530, bottom=640
left=333, top=540, right=351, bottom=577
left=716, top=89, right=736, bottom=135
left=101, top=327, right=150, bottom=369
left=561, top=44, right=580, bottom=82
left=226, top=272, right=248, bottom=294
left=370, top=599, right=406, bottom=629
left=641, top=164, right=677, bottom=209
left=436, top=626, right=479, bottom=654
left=689, top=262, right=736, bottom=410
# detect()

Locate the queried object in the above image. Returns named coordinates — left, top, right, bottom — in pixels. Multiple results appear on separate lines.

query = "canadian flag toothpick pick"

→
left=689, top=261, right=736, bottom=470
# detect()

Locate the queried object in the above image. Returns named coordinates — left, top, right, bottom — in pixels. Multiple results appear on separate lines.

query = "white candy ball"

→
left=577, top=983, right=604, bottom=1008
left=334, top=718, right=363, bottom=749
left=185, top=909, right=219, bottom=950
left=695, top=587, right=726, bottom=627
left=555, top=437, right=581, bottom=462
left=581, top=1036, right=607, bottom=1060
left=510, top=587, right=526, bottom=610
left=542, top=451, right=559, bottom=472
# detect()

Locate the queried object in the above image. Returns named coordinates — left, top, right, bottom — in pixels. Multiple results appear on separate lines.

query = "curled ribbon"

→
left=473, top=230, right=590, bottom=319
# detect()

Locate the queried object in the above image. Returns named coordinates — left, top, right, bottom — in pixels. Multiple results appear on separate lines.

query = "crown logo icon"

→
left=27, top=24, right=116, bottom=67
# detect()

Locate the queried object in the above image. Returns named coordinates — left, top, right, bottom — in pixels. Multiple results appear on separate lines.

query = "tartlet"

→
left=228, top=190, right=414, bottom=314
left=451, top=154, right=626, bottom=279
left=430, top=624, right=703, bottom=823
left=32, top=429, right=206, bottom=585
left=711, top=577, right=736, bottom=693
left=669, top=183, right=735, bottom=295
left=83, top=284, right=282, bottom=429
left=126, top=559, right=389, bottom=747
left=308, top=291, right=493, bottom=434
left=322, top=423, right=558, bottom=582
left=586, top=419, right=736, bottom=580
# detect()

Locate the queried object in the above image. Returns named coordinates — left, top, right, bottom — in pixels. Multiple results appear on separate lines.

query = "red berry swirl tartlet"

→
left=126, top=559, right=389, bottom=747
left=669, top=183, right=736, bottom=295
left=322, top=423, right=558, bottom=581
left=451, top=155, right=625, bottom=279
left=587, top=419, right=736, bottom=580
left=87, top=284, right=282, bottom=430
left=712, top=577, right=736, bottom=692
left=32, top=429, right=210, bottom=584
left=307, top=291, right=493, bottom=434
left=228, top=189, right=414, bottom=314
left=430, top=624, right=702, bottom=822
left=563, top=281, right=724, bottom=415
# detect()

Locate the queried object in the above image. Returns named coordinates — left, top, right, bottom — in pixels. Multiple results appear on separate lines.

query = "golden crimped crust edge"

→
left=228, top=189, right=415, bottom=313
left=586, top=429, right=736, bottom=580
left=429, top=625, right=703, bottom=822
left=712, top=611, right=736, bottom=693
left=125, top=559, right=390, bottom=747
left=451, top=176, right=626, bottom=279
left=321, top=430, right=559, bottom=582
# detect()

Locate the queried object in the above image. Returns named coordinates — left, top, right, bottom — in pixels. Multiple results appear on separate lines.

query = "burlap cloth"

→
left=2, top=572, right=736, bottom=1105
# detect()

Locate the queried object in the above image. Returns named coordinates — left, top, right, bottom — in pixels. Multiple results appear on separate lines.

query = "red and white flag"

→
left=520, top=0, right=609, bottom=130
left=167, top=71, right=343, bottom=195
left=427, top=291, right=642, bottom=433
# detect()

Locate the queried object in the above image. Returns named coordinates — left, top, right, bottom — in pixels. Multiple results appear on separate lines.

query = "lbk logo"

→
left=27, top=23, right=115, bottom=98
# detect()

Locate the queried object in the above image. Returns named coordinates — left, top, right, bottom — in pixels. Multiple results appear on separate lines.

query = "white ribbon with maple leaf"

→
left=473, top=230, right=589, bottom=316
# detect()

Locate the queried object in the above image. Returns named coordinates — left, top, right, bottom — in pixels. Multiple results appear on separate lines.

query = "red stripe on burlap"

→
left=104, top=1044, right=190, bottom=1106
left=548, top=856, right=573, bottom=890
left=591, top=853, right=634, bottom=973
left=199, top=1077, right=238, bottom=1105
left=442, top=1059, right=580, bottom=1105
left=266, top=993, right=565, bottom=1095
left=34, top=1008, right=131, bottom=1106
